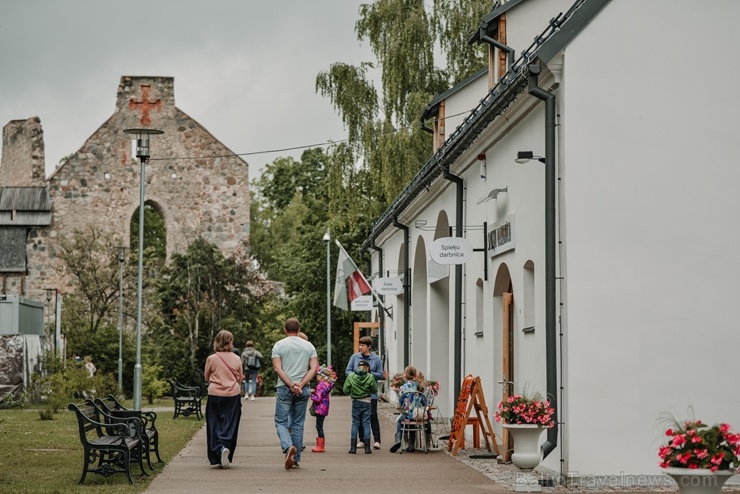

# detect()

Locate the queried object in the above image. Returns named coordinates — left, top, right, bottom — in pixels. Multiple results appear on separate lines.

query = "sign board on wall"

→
left=488, top=214, right=515, bottom=257
left=373, top=277, right=403, bottom=295
left=429, top=237, right=473, bottom=265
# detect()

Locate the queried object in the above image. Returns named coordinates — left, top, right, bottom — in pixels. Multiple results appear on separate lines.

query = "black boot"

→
left=364, top=438, right=372, bottom=454
left=405, top=431, right=416, bottom=452
left=348, top=437, right=357, bottom=454
left=389, top=432, right=402, bottom=453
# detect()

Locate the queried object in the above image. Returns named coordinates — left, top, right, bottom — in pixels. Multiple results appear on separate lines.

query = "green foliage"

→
left=130, top=203, right=167, bottom=263
left=56, top=227, right=128, bottom=333
left=431, top=0, right=491, bottom=82
left=316, top=0, right=491, bottom=234
left=28, top=361, right=118, bottom=420
left=141, top=363, right=169, bottom=404
left=155, top=238, right=269, bottom=384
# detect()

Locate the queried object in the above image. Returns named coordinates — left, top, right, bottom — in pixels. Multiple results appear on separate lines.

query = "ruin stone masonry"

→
left=0, top=76, right=251, bottom=308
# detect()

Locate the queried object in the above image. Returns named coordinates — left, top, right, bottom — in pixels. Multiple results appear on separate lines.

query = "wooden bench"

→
left=169, top=379, right=203, bottom=420
left=67, top=402, right=148, bottom=485
left=92, top=395, right=163, bottom=468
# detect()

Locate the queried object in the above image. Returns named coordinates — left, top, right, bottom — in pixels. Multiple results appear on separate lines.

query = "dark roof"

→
left=420, top=67, right=488, bottom=126
left=469, top=0, right=528, bottom=45
left=363, top=0, right=611, bottom=250
left=0, top=187, right=52, bottom=226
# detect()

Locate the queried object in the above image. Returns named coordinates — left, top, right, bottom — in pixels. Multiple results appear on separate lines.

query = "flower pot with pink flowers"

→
left=658, top=417, right=740, bottom=494
left=495, top=391, right=555, bottom=470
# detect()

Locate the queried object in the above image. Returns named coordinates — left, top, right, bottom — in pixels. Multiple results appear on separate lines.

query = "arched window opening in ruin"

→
left=130, top=201, right=167, bottom=265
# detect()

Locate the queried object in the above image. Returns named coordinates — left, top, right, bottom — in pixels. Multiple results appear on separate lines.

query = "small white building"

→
left=364, top=0, right=740, bottom=481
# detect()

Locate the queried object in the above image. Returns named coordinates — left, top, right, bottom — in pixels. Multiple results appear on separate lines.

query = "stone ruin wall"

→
left=1, top=117, right=46, bottom=187
left=1, top=76, right=251, bottom=310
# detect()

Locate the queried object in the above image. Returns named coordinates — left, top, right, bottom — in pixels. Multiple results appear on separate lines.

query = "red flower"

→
left=659, top=419, right=739, bottom=472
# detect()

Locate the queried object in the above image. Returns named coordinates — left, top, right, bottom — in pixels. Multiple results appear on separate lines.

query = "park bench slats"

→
left=68, top=402, right=148, bottom=485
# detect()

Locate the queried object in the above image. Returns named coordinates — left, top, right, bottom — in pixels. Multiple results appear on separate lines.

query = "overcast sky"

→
left=0, top=1, right=376, bottom=180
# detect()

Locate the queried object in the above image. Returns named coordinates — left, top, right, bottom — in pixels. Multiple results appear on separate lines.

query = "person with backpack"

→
left=241, top=340, right=263, bottom=400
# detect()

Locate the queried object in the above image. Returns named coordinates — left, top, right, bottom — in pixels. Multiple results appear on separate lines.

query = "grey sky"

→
left=0, top=1, right=375, bottom=179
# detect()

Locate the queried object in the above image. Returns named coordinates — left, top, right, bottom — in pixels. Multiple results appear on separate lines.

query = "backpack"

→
left=246, top=354, right=260, bottom=369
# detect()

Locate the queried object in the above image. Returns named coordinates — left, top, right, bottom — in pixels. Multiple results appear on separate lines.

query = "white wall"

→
left=561, top=0, right=740, bottom=476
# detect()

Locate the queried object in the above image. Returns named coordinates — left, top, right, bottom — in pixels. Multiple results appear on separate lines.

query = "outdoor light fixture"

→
left=322, top=230, right=331, bottom=368
left=414, top=219, right=428, bottom=229
left=123, top=128, right=163, bottom=411
left=515, top=151, right=546, bottom=164
left=477, top=186, right=508, bottom=205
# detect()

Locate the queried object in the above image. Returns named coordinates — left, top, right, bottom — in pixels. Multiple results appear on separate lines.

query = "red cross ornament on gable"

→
left=128, top=84, right=162, bottom=126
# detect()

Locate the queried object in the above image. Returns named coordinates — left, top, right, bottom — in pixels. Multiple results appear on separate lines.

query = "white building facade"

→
left=364, top=0, right=740, bottom=480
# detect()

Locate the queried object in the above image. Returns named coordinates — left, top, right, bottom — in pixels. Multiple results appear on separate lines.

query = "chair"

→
left=398, top=390, right=430, bottom=454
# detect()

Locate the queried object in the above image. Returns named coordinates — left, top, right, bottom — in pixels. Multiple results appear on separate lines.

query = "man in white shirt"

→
left=272, top=317, right=319, bottom=469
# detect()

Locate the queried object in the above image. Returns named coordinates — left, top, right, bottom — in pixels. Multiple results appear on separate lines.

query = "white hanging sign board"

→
left=351, top=295, right=373, bottom=311
left=429, top=237, right=473, bottom=265
left=373, top=277, right=403, bottom=295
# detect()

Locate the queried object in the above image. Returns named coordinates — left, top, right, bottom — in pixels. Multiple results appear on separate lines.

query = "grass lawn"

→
left=0, top=398, right=204, bottom=494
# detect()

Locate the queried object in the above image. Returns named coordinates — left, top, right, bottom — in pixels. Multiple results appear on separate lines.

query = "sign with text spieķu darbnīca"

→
left=429, top=237, right=473, bottom=265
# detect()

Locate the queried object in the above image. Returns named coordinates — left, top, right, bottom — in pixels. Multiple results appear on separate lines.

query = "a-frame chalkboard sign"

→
left=447, top=375, right=500, bottom=457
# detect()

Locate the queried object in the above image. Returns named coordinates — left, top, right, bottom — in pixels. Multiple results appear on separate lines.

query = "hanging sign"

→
left=429, top=237, right=473, bottom=265
left=351, top=295, right=373, bottom=311
left=373, top=277, right=403, bottom=295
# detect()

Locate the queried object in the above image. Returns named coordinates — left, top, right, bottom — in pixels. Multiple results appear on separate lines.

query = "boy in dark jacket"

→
left=342, top=360, right=377, bottom=454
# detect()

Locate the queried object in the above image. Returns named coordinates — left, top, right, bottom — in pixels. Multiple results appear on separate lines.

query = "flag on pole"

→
left=333, top=241, right=372, bottom=311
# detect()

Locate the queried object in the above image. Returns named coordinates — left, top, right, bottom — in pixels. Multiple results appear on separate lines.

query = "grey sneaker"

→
left=373, top=442, right=381, bottom=450
left=284, top=445, right=296, bottom=469
left=356, top=441, right=365, bottom=448
left=220, top=447, right=230, bottom=469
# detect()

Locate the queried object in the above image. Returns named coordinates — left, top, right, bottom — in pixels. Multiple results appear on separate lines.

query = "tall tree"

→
left=316, top=0, right=490, bottom=234
left=56, top=227, right=132, bottom=333
left=157, top=238, right=268, bottom=381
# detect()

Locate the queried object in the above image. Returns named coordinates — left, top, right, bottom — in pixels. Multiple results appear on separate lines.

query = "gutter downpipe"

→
left=479, top=35, right=515, bottom=70
left=392, top=217, right=410, bottom=367
left=442, top=168, right=464, bottom=403
left=370, top=241, right=386, bottom=371
left=527, top=64, right=558, bottom=460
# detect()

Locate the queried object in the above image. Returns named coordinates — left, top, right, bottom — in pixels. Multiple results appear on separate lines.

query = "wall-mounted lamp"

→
left=477, top=186, right=508, bottom=205
left=104, top=172, right=111, bottom=180
left=477, top=153, right=486, bottom=179
left=414, top=219, right=427, bottom=229
left=515, top=151, right=545, bottom=164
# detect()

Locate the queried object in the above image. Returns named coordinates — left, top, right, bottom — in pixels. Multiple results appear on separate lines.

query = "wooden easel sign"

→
left=447, top=375, right=500, bottom=457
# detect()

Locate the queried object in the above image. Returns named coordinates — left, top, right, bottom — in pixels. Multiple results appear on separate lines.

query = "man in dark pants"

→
left=345, top=336, right=383, bottom=449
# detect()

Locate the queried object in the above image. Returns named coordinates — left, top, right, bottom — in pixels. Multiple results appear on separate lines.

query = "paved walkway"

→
left=142, top=395, right=508, bottom=494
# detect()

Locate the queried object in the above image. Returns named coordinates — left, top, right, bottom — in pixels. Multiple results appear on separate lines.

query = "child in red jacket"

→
left=309, top=365, right=336, bottom=452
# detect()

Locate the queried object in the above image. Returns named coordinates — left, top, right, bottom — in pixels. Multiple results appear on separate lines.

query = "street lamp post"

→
left=45, top=288, right=53, bottom=346
left=322, top=230, right=331, bottom=368
left=123, top=128, right=163, bottom=411
left=117, top=247, right=126, bottom=391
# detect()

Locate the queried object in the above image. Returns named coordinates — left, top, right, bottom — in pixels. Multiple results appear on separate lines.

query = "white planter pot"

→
left=663, top=468, right=736, bottom=494
left=501, top=423, right=545, bottom=470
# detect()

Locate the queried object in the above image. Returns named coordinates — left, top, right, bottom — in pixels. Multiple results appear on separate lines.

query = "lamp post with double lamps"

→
left=123, top=128, right=163, bottom=411
left=322, top=230, right=331, bottom=368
